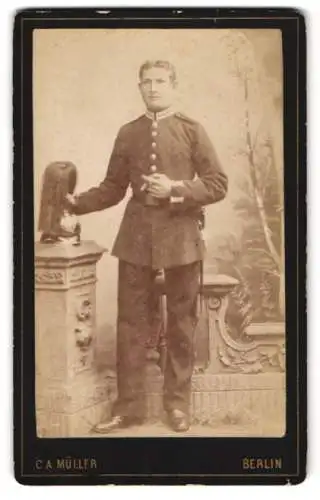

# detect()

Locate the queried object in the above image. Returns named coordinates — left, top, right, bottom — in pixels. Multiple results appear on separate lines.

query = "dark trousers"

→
left=112, top=260, right=200, bottom=419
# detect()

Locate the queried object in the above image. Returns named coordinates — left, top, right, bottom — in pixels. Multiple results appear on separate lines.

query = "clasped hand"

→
left=64, top=193, right=77, bottom=212
left=141, top=173, right=173, bottom=199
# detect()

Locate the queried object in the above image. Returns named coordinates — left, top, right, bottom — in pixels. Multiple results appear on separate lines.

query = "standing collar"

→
left=145, top=107, right=176, bottom=121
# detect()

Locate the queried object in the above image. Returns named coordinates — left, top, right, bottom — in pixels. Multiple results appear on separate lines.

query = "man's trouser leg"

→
left=163, top=261, right=201, bottom=415
left=112, top=260, right=157, bottom=420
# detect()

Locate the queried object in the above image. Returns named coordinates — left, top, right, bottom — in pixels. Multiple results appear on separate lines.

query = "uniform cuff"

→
left=170, top=180, right=186, bottom=199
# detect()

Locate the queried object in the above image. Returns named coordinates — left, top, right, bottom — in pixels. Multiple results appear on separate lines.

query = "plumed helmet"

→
left=38, top=161, right=77, bottom=238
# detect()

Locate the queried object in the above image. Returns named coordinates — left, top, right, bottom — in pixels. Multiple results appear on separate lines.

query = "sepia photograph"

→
left=33, top=27, right=286, bottom=439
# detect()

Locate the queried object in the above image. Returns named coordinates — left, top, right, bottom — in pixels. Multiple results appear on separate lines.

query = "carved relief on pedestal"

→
left=35, top=269, right=65, bottom=285
left=69, top=265, right=96, bottom=284
left=76, top=297, right=93, bottom=324
left=199, top=281, right=286, bottom=375
left=217, top=341, right=285, bottom=374
left=205, top=293, right=286, bottom=374
left=34, top=265, right=97, bottom=289
left=69, top=294, right=95, bottom=375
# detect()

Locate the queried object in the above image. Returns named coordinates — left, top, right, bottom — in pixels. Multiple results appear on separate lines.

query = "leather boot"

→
left=92, top=415, right=144, bottom=434
left=167, top=409, right=190, bottom=432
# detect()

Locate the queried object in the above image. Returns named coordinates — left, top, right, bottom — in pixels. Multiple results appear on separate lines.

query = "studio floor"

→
left=88, top=419, right=285, bottom=438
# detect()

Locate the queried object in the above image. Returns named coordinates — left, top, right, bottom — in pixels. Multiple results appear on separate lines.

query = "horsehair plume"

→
left=38, top=161, right=77, bottom=234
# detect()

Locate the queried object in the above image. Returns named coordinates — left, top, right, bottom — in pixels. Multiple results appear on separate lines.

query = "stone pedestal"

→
left=35, top=240, right=108, bottom=437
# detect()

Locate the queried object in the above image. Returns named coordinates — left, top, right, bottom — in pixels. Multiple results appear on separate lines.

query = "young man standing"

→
left=67, top=60, right=228, bottom=433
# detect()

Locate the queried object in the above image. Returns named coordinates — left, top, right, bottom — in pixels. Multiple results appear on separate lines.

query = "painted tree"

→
left=216, top=31, right=285, bottom=322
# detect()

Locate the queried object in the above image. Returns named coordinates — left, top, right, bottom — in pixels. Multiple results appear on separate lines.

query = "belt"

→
left=133, top=193, right=170, bottom=208
left=145, top=194, right=170, bottom=207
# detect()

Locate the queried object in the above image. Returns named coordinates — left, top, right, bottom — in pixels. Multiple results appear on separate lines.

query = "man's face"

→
left=139, top=67, right=176, bottom=112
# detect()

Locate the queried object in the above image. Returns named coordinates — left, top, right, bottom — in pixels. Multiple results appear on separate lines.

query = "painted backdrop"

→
left=33, top=29, right=284, bottom=359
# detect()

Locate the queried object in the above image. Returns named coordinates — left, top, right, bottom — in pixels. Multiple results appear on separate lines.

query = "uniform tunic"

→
left=74, top=109, right=228, bottom=418
left=75, top=110, right=228, bottom=269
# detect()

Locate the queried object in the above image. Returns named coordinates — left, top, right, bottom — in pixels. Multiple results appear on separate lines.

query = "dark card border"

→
left=13, top=7, right=307, bottom=485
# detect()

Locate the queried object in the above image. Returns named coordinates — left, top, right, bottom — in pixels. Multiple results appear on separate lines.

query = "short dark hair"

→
left=139, top=60, right=177, bottom=83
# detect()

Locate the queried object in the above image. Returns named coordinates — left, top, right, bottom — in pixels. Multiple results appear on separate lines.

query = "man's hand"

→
left=65, top=193, right=76, bottom=205
left=65, top=193, right=77, bottom=212
left=141, top=173, right=173, bottom=199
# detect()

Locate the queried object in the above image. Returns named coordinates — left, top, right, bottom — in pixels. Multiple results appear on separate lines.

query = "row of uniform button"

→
left=150, top=120, right=158, bottom=173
